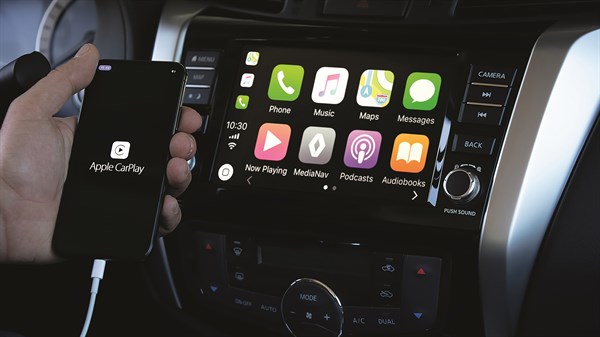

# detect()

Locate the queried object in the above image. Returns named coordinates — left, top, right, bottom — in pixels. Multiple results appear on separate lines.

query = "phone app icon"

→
left=298, top=127, right=336, bottom=165
left=356, top=69, right=394, bottom=108
left=311, top=67, right=349, bottom=104
left=254, top=123, right=292, bottom=161
left=343, top=130, right=382, bottom=169
left=110, top=141, right=130, bottom=160
left=235, top=95, right=249, bottom=109
left=390, top=134, right=429, bottom=173
left=268, top=64, right=304, bottom=101
left=403, top=72, right=442, bottom=111
left=240, top=73, right=255, bottom=88
left=245, top=51, right=260, bottom=66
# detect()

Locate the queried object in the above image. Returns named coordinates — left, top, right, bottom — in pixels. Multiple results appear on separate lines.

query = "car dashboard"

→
left=1, top=1, right=599, bottom=337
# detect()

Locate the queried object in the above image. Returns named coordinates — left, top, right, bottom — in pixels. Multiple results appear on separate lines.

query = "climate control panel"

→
left=186, top=232, right=445, bottom=336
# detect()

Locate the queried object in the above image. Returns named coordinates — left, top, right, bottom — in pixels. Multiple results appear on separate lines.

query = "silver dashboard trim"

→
left=152, top=0, right=208, bottom=62
left=480, top=22, right=600, bottom=336
left=150, top=0, right=209, bottom=310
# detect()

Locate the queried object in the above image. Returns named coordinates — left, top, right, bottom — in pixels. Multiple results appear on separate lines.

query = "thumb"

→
left=6, top=44, right=100, bottom=121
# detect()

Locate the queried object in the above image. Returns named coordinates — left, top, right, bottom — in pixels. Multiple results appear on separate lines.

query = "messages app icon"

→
left=403, top=72, right=442, bottom=111
left=268, top=64, right=304, bottom=101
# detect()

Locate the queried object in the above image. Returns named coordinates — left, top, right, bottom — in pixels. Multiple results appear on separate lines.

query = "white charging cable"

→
left=80, top=259, right=107, bottom=337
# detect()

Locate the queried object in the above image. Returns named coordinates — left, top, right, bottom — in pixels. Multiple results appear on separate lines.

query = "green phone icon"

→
left=268, top=64, right=304, bottom=101
left=403, top=72, right=442, bottom=111
left=235, top=95, right=249, bottom=109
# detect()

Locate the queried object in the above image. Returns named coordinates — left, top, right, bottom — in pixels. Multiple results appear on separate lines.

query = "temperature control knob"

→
left=443, top=167, right=480, bottom=203
left=281, top=278, right=343, bottom=337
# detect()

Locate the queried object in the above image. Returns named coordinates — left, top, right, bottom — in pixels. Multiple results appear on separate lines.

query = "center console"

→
left=151, top=5, right=552, bottom=337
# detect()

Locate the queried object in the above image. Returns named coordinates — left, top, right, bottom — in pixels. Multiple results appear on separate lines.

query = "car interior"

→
left=0, top=0, right=599, bottom=336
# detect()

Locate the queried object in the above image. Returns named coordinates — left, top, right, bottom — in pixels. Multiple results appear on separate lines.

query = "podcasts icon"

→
left=343, top=130, right=382, bottom=169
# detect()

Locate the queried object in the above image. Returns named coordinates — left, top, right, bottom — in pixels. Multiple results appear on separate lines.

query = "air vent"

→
left=457, top=0, right=600, bottom=19
left=210, top=0, right=285, bottom=14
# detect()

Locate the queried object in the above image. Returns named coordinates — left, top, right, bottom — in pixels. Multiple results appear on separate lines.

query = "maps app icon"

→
left=356, top=69, right=395, bottom=108
left=245, top=51, right=260, bottom=66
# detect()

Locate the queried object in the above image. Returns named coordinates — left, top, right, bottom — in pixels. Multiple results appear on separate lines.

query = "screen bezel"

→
left=180, top=22, right=529, bottom=232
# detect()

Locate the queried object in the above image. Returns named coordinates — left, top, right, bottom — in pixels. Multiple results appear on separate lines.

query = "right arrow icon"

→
left=412, top=190, right=418, bottom=200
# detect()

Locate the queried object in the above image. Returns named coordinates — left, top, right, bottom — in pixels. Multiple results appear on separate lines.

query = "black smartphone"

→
left=53, top=60, right=187, bottom=260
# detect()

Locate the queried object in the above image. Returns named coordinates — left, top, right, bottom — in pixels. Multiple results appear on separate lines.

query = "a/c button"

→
left=452, top=134, right=495, bottom=155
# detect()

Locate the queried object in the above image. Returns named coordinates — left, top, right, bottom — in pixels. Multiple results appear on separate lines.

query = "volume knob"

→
left=443, top=167, right=480, bottom=203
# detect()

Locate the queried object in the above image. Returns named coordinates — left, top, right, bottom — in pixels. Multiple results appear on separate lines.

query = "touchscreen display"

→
left=211, top=46, right=453, bottom=204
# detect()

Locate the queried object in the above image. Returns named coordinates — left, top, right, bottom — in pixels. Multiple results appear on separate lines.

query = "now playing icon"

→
left=298, top=127, right=336, bottom=165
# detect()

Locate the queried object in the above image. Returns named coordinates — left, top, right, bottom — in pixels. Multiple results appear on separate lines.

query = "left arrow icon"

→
left=247, top=176, right=253, bottom=185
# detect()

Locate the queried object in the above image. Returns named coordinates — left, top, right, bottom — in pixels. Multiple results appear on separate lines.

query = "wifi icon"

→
left=228, top=142, right=237, bottom=150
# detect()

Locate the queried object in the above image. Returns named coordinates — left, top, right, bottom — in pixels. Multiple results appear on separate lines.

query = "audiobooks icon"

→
left=390, top=134, right=429, bottom=173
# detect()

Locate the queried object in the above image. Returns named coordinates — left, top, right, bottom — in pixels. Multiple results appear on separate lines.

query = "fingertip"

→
left=10, top=44, right=100, bottom=120
left=166, top=157, right=192, bottom=198
left=159, top=195, right=181, bottom=235
left=178, top=106, right=203, bottom=134
left=169, top=132, right=196, bottom=160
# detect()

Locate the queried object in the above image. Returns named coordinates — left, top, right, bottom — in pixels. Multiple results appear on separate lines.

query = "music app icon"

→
left=311, top=67, right=349, bottom=104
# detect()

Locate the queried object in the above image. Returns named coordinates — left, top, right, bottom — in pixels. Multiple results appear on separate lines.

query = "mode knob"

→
left=443, top=167, right=480, bottom=203
left=281, top=278, right=343, bottom=337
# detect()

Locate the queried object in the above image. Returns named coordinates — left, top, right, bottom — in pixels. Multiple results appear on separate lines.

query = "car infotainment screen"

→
left=211, top=45, right=455, bottom=204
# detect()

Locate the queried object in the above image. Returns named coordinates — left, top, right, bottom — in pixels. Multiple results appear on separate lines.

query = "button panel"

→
left=459, top=64, right=517, bottom=127
left=344, top=307, right=403, bottom=336
left=227, top=237, right=257, bottom=290
left=196, top=233, right=227, bottom=297
left=183, top=50, right=221, bottom=106
left=445, top=64, right=518, bottom=204
left=192, top=233, right=445, bottom=336
left=400, top=255, right=442, bottom=332
left=372, top=254, right=402, bottom=307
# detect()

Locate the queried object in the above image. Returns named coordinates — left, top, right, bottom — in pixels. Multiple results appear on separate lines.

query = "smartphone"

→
left=53, top=60, right=187, bottom=260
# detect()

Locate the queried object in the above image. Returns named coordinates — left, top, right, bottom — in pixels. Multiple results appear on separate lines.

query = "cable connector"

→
left=80, top=259, right=107, bottom=337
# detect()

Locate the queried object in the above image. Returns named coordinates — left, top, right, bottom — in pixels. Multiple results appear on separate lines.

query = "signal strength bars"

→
left=229, top=133, right=240, bottom=140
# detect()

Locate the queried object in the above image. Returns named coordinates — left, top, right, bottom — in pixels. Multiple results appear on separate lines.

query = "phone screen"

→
left=53, top=60, right=186, bottom=260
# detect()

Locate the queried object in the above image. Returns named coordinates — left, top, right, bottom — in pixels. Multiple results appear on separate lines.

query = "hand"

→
left=0, top=44, right=202, bottom=263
